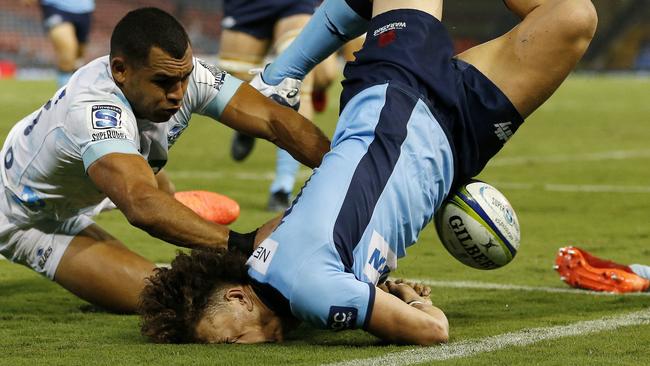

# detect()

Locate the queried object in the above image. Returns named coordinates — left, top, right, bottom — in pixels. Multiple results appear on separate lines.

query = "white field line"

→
left=167, top=149, right=650, bottom=194
left=1, top=257, right=646, bottom=298
left=405, top=278, right=650, bottom=297
left=494, top=182, right=650, bottom=194
left=488, top=149, right=650, bottom=167
left=325, top=308, right=650, bottom=366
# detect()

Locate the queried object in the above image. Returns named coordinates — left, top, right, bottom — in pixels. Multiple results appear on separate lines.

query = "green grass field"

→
left=1, top=75, right=649, bottom=365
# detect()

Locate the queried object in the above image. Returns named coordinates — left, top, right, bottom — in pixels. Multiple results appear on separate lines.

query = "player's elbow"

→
left=415, top=318, right=449, bottom=345
left=120, top=194, right=159, bottom=230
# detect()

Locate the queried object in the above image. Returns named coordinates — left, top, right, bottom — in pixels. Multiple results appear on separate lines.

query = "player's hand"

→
left=393, top=278, right=432, bottom=298
left=384, top=280, right=433, bottom=306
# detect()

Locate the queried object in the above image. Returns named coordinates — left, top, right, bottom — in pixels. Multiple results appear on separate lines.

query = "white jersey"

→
left=0, top=56, right=242, bottom=224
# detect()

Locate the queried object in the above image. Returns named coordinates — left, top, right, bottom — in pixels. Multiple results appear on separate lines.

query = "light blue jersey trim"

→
left=203, top=74, right=243, bottom=120
left=82, top=140, right=139, bottom=171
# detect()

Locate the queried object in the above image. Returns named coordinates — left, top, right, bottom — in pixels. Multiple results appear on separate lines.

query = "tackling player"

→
left=0, top=8, right=329, bottom=313
left=139, top=0, right=597, bottom=344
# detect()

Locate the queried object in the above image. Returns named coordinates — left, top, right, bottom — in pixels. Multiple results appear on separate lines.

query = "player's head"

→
left=109, top=7, right=193, bottom=122
left=139, top=248, right=286, bottom=344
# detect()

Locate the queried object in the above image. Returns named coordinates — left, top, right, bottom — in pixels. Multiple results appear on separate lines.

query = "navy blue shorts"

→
left=222, top=0, right=318, bottom=39
left=41, top=4, right=92, bottom=43
left=342, top=9, right=523, bottom=185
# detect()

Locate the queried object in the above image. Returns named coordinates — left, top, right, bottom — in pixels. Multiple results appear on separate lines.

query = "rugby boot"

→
left=554, top=246, right=650, bottom=293
left=267, top=190, right=290, bottom=212
left=230, top=132, right=256, bottom=162
left=312, top=88, right=328, bottom=113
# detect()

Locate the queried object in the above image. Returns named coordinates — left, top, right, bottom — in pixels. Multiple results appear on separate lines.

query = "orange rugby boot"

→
left=554, top=246, right=650, bottom=293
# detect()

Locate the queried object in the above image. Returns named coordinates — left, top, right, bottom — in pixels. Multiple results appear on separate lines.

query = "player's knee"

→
left=217, top=58, right=263, bottom=82
left=57, top=58, right=77, bottom=72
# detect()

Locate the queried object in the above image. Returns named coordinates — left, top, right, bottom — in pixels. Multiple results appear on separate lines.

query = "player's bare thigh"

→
left=219, top=29, right=270, bottom=81
left=455, top=0, right=597, bottom=118
left=372, top=0, right=443, bottom=20
left=48, top=22, right=79, bottom=72
left=54, top=224, right=156, bottom=313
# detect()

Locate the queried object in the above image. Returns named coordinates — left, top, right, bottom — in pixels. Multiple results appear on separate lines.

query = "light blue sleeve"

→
left=81, top=139, right=140, bottom=171
left=200, top=74, right=244, bottom=120
left=290, top=269, right=376, bottom=331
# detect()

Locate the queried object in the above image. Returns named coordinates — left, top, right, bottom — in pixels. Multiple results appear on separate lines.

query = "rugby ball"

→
left=434, top=180, right=520, bottom=270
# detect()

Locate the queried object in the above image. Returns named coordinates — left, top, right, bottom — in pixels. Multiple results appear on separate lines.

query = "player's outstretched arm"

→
left=88, top=153, right=231, bottom=249
left=368, top=281, right=448, bottom=345
left=219, top=83, right=330, bottom=169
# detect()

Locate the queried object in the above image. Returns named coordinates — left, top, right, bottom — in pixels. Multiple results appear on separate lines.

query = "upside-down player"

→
left=140, top=0, right=597, bottom=344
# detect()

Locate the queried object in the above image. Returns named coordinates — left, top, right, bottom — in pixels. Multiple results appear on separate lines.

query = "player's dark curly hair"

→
left=110, top=7, right=190, bottom=65
left=139, top=248, right=249, bottom=343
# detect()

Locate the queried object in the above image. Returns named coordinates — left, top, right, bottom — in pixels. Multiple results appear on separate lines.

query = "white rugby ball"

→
left=434, top=180, right=520, bottom=270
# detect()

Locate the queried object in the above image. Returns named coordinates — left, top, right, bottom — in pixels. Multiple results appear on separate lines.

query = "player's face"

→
left=194, top=294, right=285, bottom=344
left=114, top=45, right=194, bottom=122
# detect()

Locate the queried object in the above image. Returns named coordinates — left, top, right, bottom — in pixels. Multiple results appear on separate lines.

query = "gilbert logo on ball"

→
left=174, top=190, right=240, bottom=225
left=434, top=180, right=520, bottom=270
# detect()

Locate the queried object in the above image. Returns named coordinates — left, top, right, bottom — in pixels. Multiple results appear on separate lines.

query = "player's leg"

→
left=371, top=0, right=442, bottom=19
left=310, top=54, right=337, bottom=113
left=48, top=22, right=79, bottom=87
left=219, top=29, right=270, bottom=161
left=54, top=224, right=156, bottom=313
left=455, top=0, right=597, bottom=118
left=341, top=35, right=365, bottom=62
left=267, top=13, right=314, bottom=211
left=219, top=1, right=274, bottom=162
left=218, top=29, right=270, bottom=81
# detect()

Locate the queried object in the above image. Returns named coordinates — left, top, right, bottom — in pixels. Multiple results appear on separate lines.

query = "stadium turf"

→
left=1, top=75, right=649, bottom=365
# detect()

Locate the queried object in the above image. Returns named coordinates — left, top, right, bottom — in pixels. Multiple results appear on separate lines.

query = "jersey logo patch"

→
left=197, top=59, right=226, bottom=91
left=91, top=105, right=122, bottom=129
left=327, top=306, right=358, bottom=331
left=363, top=231, right=397, bottom=284
left=246, top=238, right=279, bottom=275
left=494, top=122, right=513, bottom=142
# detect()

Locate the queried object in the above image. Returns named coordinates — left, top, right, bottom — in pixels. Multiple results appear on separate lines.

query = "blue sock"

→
left=630, top=264, right=650, bottom=281
left=57, top=70, right=73, bottom=88
left=263, top=0, right=369, bottom=84
left=270, top=148, right=300, bottom=194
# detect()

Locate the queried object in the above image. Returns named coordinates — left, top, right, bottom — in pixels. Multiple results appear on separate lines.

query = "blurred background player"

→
left=310, top=35, right=365, bottom=113
left=21, top=0, right=95, bottom=87
left=218, top=0, right=319, bottom=211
